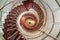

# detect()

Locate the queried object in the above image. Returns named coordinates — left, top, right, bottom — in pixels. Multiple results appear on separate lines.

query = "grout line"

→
left=55, top=0, right=60, bottom=7
left=56, top=31, right=60, bottom=38
left=39, top=30, right=58, bottom=40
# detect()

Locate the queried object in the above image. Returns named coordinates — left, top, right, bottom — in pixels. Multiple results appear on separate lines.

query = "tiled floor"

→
left=43, top=0, right=60, bottom=40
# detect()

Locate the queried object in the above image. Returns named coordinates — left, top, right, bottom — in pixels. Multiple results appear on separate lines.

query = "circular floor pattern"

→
left=2, top=0, right=54, bottom=40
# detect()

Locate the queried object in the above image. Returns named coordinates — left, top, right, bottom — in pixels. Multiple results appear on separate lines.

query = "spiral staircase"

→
left=0, top=0, right=60, bottom=40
